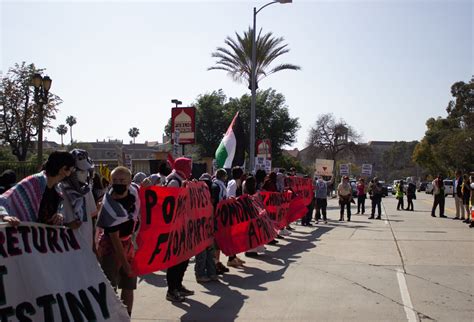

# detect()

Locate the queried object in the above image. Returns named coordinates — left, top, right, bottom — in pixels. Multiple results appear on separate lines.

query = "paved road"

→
left=132, top=193, right=473, bottom=322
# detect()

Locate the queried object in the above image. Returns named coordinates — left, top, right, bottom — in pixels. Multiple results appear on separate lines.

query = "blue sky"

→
left=1, top=0, right=472, bottom=150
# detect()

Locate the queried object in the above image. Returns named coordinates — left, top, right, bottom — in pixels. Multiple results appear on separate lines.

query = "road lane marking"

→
left=397, top=268, right=418, bottom=322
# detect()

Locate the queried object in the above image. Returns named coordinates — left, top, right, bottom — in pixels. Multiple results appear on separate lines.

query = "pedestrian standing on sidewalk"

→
left=453, top=170, right=465, bottom=220
left=314, top=176, right=330, bottom=224
left=212, top=168, right=231, bottom=273
left=369, top=177, right=383, bottom=220
left=301, top=174, right=314, bottom=226
left=226, top=166, right=246, bottom=267
left=462, top=174, right=471, bottom=224
left=395, top=180, right=405, bottom=210
left=337, top=176, right=352, bottom=221
left=356, top=178, right=366, bottom=215
left=431, top=174, right=446, bottom=218
left=406, top=179, right=416, bottom=211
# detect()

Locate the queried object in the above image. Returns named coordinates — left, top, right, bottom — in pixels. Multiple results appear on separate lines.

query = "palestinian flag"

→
left=215, top=112, right=245, bottom=169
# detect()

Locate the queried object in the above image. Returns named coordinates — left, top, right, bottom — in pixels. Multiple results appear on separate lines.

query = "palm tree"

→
left=128, top=127, right=140, bottom=144
left=56, top=124, right=68, bottom=146
left=66, top=115, right=77, bottom=144
left=208, top=27, right=301, bottom=89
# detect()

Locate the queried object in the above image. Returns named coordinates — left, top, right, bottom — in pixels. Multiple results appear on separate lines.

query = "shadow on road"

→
left=173, top=225, right=334, bottom=321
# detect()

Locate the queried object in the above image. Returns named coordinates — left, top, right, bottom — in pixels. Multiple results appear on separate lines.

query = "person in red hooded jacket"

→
left=164, top=157, right=195, bottom=303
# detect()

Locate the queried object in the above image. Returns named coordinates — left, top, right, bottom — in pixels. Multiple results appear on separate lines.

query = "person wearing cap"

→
left=337, top=175, right=352, bottom=221
left=164, top=157, right=195, bottom=302
left=0, top=151, right=75, bottom=226
left=59, top=149, right=98, bottom=252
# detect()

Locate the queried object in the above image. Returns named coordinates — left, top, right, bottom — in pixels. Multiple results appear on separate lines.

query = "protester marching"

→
left=0, top=115, right=472, bottom=321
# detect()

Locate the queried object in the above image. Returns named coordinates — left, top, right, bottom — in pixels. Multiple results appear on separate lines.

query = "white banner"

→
left=339, top=164, right=350, bottom=175
left=0, top=222, right=129, bottom=322
left=315, top=159, right=334, bottom=176
left=361, top=164, right=373, bottom=176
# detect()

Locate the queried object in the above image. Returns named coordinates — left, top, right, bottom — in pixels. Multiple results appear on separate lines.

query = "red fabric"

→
left=285, top=177, right=314, bottom=206
left=214, top=194, right=278, bottom=256
left=286, top=196, right=309, bottom=223
left=173, top=157, right=192, bottom=179
left=260, top=191, right=293, bottom=229
left=132, top=182, right=213, bottom=275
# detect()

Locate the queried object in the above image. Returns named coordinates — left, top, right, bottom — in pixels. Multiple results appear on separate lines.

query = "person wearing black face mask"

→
left=96, top=166, right=140, bottom=316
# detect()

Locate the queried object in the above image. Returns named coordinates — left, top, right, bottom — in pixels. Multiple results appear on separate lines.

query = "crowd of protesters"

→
left=1, top=150, right=474, bottom=314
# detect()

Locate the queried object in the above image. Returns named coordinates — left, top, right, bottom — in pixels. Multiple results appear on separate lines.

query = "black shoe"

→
left=306, top=223, right=313, bottom=226
left=453, top=217, right=460, bottom=220
left=369, top=216, right=374, bottom=219
left=245, top=252, right=259, bottom=257
left=286, top=226, right=295, bottom=231
left=268, top=239, right=279, bottom=245
left=347, top=218, right=351, bottom=222
left=431, top=214, right=436, bottom=217
left=338, top=218, right=344, bottom=221
left=276, top=234, right=285, bottom=239
left=440, top=215, right=447, bottom=218
left=178, top=286, right=194, bottom=297
left=376, top=216, right=381, bottom=220
left=216, top=262, right=229, bottom=273
left=166, top=290, right=185, bottom=302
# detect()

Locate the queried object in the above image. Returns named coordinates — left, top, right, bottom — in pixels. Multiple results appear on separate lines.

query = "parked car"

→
left=379, top=180, right=389, bottom=197
left=387, top=185, right=393, bottom=194
left=443, top=179, right=454, bottom=196
left=418, top=181, right=428, bottom=192
left=425, top=182, right=433, bottom=194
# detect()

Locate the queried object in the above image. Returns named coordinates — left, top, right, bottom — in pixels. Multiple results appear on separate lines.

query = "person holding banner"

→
left=96, top=166, right=141, bottom=315
left=337, top=176, right=352, bottom=221
left=194, top=173, right=219, bottom=283
left=0, top=151, right=75, bottom=226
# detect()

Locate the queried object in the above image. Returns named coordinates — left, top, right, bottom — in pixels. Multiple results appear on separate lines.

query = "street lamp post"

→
left=249, top=0, right=292, bottom=173
left=32, top=73, right=52, bottom=166
left=171, top=99, right=184, bottom=156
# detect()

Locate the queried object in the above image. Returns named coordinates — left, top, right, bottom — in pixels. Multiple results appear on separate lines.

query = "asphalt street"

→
left=132, top=192, right=473, bottom=322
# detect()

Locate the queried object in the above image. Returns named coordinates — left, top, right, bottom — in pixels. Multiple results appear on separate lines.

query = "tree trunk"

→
left=70, top=126, right=73, bottom=144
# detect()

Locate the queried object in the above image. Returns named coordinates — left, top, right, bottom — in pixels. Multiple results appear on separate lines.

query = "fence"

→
left=0, top=161, right=40, bottom=181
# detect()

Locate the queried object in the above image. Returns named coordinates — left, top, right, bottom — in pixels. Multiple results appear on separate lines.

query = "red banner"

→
left=287, top=196, right=309, bottom=223
left=132, top=182, right=214, bottom=275
left=215, top=195, right=278, bottom=256
left=260, top=191, right=293, bottom=229
left=285, top=177, right=314, bottom=206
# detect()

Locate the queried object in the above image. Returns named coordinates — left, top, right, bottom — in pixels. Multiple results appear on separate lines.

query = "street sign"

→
left=361, top=164, right=373, bottom=176
left=315, top=159, right=334, bottom=176
left=339, top=164, right=350, bottom=176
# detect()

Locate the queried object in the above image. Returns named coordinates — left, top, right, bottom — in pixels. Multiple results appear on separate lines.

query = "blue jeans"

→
left=194, top=247, right=217, bottom=278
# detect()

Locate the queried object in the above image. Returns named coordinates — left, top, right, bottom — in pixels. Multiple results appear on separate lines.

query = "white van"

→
left=443, top=180, right=454, bottom=197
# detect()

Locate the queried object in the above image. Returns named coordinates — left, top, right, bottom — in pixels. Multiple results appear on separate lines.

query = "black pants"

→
left=371, top=196, right=382, bottom=217
left=406, top=196, right=414, bottom=211
left=167, top=259, right=189, bottom=292
left=357, top=195, right=366, bottom=214
left=432, top=194, right=445, bottom=217
left=396, top=196, right=404, bottom=210
left=315, top=198, right=327, bottom=221
left=302, top=198, right=314, bottom=225
left=340, top=201, right=351, bottom=220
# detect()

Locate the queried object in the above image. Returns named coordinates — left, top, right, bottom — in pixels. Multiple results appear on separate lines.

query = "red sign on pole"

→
left=171, top=107, right=196, bottom=144
left=256, top=139, right=271, bottom=159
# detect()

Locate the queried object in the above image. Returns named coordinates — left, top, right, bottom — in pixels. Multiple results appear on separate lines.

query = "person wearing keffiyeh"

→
left=0, top=151, right=75, bottom=226
left=96, top=166, right=140, bottom=316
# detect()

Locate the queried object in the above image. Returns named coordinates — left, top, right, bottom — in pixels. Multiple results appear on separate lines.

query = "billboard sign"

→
left=171, top=107, right=196, bottom=144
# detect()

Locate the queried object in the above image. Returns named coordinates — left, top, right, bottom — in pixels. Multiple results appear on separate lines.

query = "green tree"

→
left=208, top=28, right=301, bottom=88
left=66, top=115, right=77, bottom=144
left=305, top=113, right=360, bottom=177
left=128, top=127, right=140, bottom=144
left=0, top=62, right=61, bottom=161
left=56, top=124, right=68, bottom=146
left=413, top=77, right=474, bottom=174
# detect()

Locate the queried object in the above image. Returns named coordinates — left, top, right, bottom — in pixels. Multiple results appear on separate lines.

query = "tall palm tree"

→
left=128, top=127, right=140, bottom=144
left=56, top=124, right=68, bottom=146
left=208, top=27, right=301, bottom=89
left=66, top=115, right=77, bottom=144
